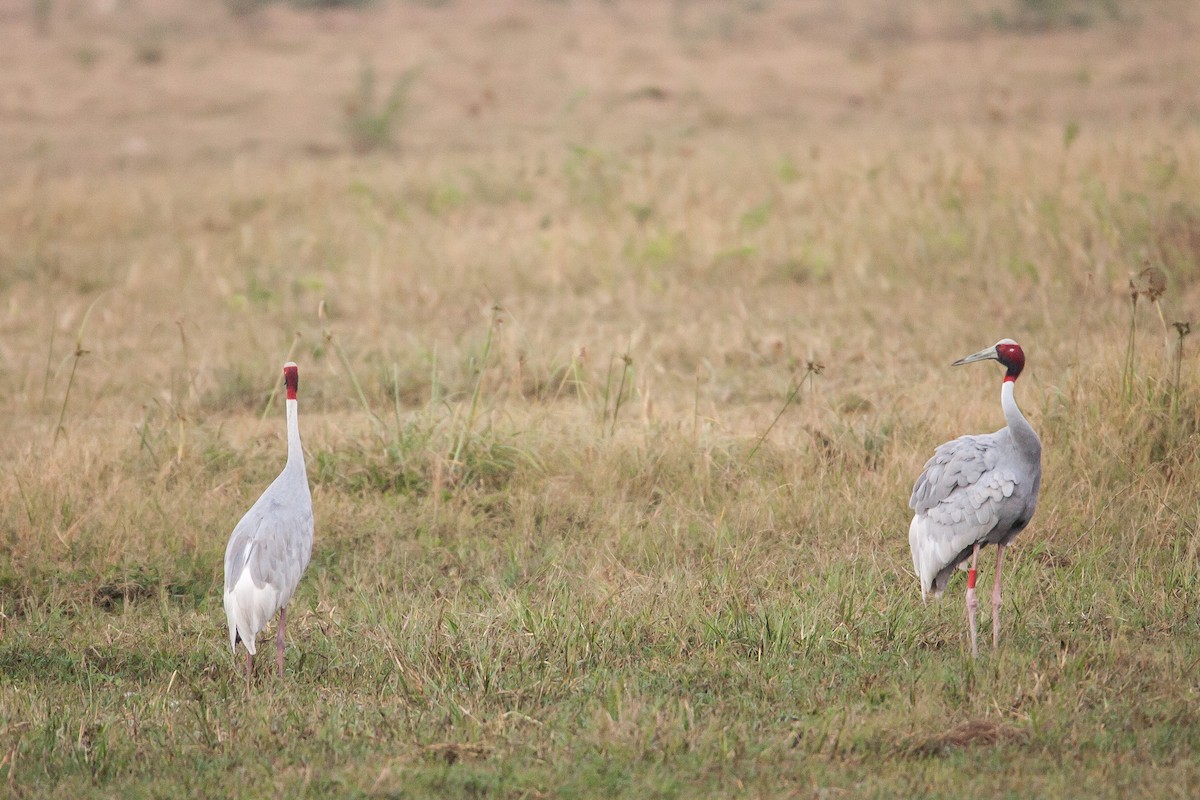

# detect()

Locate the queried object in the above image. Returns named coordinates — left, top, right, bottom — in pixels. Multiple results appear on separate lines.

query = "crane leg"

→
left=276, top=606, right=287, bottom=678
left=992, top=544, right=1006, bottom=650
left=966, top=543, right=980, bottom=659
left=244, top=650, right=253, bottom=696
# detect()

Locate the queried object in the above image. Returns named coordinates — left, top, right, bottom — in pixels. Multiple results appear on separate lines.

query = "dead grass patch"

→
left=906, top=718, right=1028, bottom=757
left=421, top=741, right=490, bottom=765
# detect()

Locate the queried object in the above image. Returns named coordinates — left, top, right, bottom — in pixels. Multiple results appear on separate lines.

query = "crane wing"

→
left=910, top=434, right=1005, bottom=515
left=908, top=433, right=1021, bottom=596
left=223, top=495, right=314, bottom=598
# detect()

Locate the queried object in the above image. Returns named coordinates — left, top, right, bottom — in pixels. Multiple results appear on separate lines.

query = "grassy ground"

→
left=2, top=0, right=1200, bottom=797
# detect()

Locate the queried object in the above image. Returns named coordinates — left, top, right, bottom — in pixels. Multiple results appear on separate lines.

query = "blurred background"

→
left=3, top=0, right=1197, bottom=427
left=4, top=0, right=1197, bottom=172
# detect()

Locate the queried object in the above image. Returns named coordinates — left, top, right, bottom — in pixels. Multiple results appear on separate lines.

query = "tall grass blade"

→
left=451, top=307, right=500, bottom=472
left=52, top=293, right=106, bottom=446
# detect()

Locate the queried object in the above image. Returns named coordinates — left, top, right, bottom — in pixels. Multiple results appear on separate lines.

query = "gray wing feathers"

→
left=909, top=430, right=1026, bottom=548
left=248, top=501, right=313, bottom=600
left=223, top=525, right=253, bottom=592
left=923, top=467, right=1015, bottom=532
left=909, top=434, right=1000, bottom=515
left=223, top=481, right=314, bottom=600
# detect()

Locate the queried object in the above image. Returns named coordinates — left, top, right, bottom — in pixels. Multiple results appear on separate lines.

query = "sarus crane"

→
left=223, top=362, right=314, bottom=692
left=908, top=339, right=1041, bottom=658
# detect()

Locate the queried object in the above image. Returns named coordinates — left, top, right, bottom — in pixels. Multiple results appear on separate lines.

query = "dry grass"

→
left=2, top=0, right=1200, bottom=797
left=905, top=718, right=1029, bottom=757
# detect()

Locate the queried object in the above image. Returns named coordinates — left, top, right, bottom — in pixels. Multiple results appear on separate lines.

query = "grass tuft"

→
left=344, top=60, right=419, bottom=155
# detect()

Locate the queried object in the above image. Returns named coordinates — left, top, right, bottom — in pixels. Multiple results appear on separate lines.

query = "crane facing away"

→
left=908, top=339, right=1041, bottom=658
left=223, top=362, right=314, bottom=692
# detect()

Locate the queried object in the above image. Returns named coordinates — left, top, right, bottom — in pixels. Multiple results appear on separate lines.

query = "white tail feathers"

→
left=909, top=515, right=960, bottom=600
left=224, top=567, right=282, bottom=655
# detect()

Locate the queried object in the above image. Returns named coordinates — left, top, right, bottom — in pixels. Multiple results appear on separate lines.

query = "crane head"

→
left=952, top=338, right=1025, bottom=380
left=284, top=362, right=299, bottom=400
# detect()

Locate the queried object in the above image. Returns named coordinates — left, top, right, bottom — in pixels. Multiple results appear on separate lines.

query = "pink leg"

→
left=276, top=606, right=287, bottom=678
left=244, top=650, right=253, bottom=696
left=966, top=543, right=980, bottom=659
left=992, top=544, right=1006, bottom=650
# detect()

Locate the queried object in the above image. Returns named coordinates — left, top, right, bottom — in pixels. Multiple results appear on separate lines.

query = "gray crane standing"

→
left=908, top=339, right=1042, bottom=658
left=223, top=362, right=314, bottom=692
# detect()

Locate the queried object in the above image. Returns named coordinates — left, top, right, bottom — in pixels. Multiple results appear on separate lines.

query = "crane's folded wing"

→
left=223, top=497, right=313, bottom=593
left=910, top=433, right=1001, bottom=514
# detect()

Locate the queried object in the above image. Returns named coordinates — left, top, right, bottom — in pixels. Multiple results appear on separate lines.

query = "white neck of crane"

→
left=285, top=397, right=305, bottom=469
left=1000, top=379, right=1040, bottom=456
left=1000, top=379, right=1018, bottom=417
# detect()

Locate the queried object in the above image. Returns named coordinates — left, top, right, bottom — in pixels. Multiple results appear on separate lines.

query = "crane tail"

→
left=909, top=515, right=952, bottom=600
left=223, top=568, right=280, bottom=656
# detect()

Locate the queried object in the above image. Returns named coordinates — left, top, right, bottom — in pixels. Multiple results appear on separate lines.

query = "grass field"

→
left=2, top=0, right=1200, bottom=797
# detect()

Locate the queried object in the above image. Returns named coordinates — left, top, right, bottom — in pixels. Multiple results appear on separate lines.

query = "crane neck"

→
left=285, top=397, right=305, bottom=470
left=1000, top=379, right=1040, bottom=460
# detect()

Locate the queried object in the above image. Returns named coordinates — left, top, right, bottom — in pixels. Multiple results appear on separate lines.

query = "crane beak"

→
left=952, top=345, right=999, bottom=366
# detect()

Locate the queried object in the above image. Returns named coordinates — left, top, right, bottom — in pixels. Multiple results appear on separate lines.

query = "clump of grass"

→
left=344, top=60, right=419, bottom=154
left=905, top=718, right=1027, bottom=757
left=290, top=0, right=376, bottom=8
left=1109, top=265, right=1200, bottom=466
left=311, top=307, right=541, bottom=497
left=224, top=0, right=271, bottom=17
left=449, top=306, right=502, bottom=481
left=73, top=45, right=102, bottom=69
left=985, top=0, right=1122, bottom=32
left=132, top=31, right=166, bottom=65
left=33, top=0, right=52, bottom=35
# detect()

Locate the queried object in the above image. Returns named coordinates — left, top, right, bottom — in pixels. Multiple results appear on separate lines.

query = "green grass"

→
left=3, top=371, right=1200, bottom=797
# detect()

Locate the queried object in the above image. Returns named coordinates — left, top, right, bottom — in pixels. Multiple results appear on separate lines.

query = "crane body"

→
left=908, top=339, right=1041, bottom=657
left=223, top=362, right=313, bottom=691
